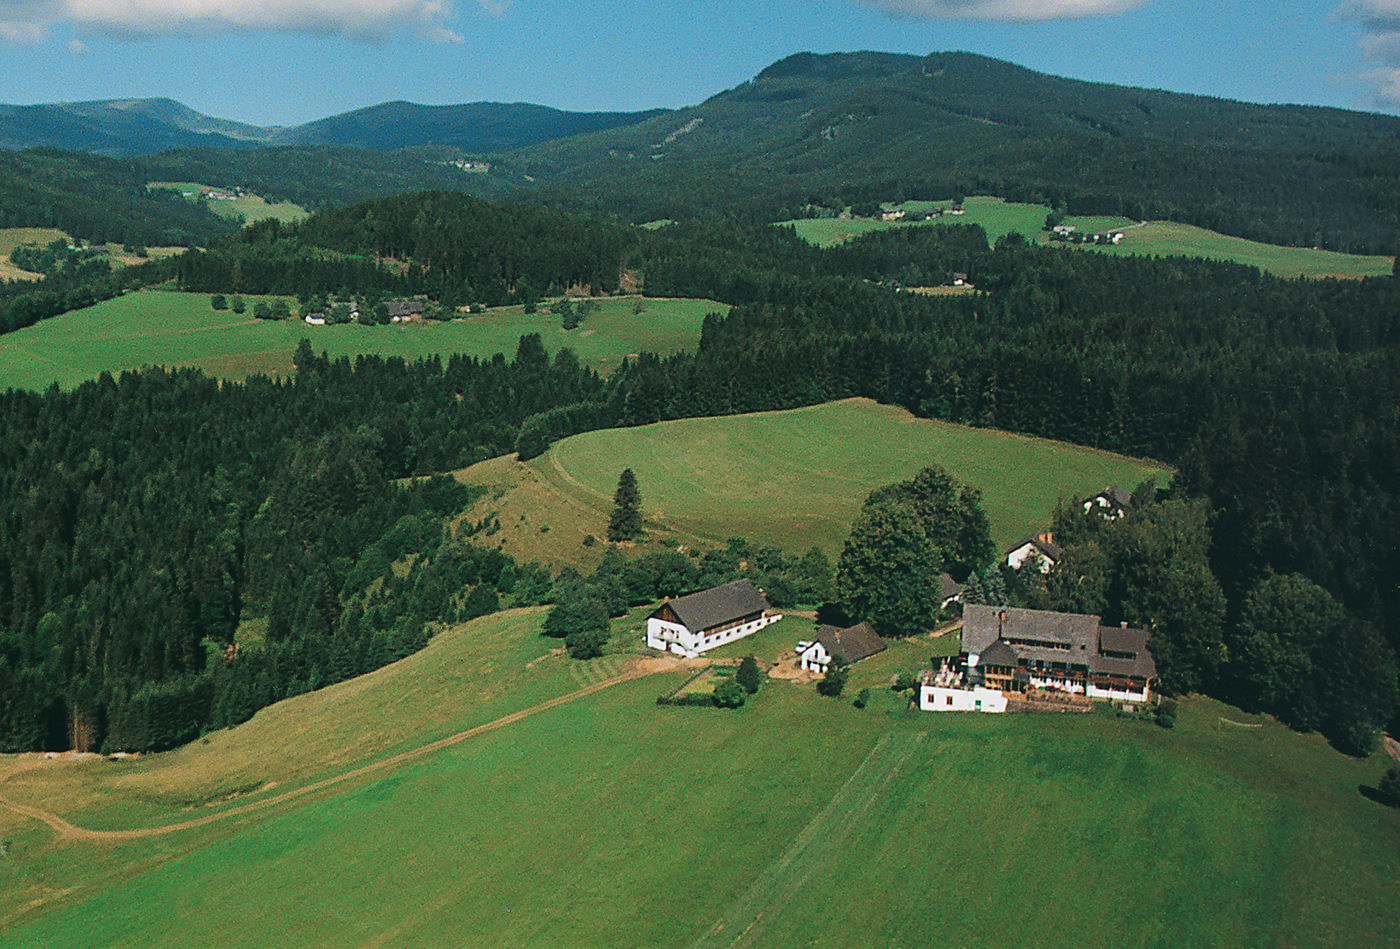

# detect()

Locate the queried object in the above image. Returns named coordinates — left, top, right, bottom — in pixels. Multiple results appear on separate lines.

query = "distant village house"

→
left=646, top=579, right=781, bottom=658
left=1083, top=485, right=1133, bottom=519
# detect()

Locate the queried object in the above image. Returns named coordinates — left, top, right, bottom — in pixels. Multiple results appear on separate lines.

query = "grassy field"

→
left=0, top=228, right=66, bottom=280
left=0, top=290, right=723, bottom=391
left=147, top=181, right=309, bottom=225
left=2, top=608, right=1396, bottom=948
left=457, top=398, right=1171, bottom=568
left=780, top=196, right=1394, bottom=278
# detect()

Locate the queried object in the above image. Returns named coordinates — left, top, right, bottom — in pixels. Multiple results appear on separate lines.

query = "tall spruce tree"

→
left=608, top=468, right=643, bottom=542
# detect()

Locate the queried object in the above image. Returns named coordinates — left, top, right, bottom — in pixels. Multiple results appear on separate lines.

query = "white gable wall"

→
left=646, top=613, right=781, bottom=659
left=797, top=640, right=831, bottom=673
left=1006, top=543, right=1052, bottom=573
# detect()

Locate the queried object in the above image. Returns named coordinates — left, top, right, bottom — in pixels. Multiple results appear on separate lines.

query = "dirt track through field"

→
left=0, top=663, right=667, bottom=844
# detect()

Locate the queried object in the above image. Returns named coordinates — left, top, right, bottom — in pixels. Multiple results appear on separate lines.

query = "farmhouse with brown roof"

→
left=796, top=621, right=886, bottom=674
left=646, top=579, right=781, bottom=658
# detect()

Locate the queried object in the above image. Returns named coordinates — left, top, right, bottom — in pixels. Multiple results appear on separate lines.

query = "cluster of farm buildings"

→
left=644, top=485, right=1156, bottom=713
left=302, top=299, right=426, bottom=326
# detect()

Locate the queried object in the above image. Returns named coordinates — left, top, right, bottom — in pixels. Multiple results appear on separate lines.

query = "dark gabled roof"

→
left=1006, top=535, right=1063, bottom=561
left=654, top=579, right=770, bottom=633
left=1093, top=625, right=1157, bottom=679
left=814, top=621, right=886, bottom=665
left=963, top=604, right=1157, bottom=681
left=387, top=300, right=425, bottom=316
left=978, top=640, right=1019, bottom=667
left=963, top=604, right=1094, bottom=657
left=938, top=573, right=963, bottom=601
left=1086, top=485, right=1133, bottom=511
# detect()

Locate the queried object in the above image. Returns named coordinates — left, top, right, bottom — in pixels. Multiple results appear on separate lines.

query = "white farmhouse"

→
left=1005, top=532, right=1063, bottom=573
left=1082, top=485, right=1132, bottom=519
left=646, top=579, right=781, bottom=658
left=796, top=621, right=886, bottom=674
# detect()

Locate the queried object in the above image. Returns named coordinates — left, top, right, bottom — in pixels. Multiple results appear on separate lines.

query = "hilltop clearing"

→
left=454, top=399, right=1171, bottom=569
left=783, top=197, right=1395, bottom=279
left=0, top=290, right=720, bottom=390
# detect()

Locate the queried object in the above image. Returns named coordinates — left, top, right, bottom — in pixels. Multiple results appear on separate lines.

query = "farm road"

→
left=0, top=657, right=680, bottom=844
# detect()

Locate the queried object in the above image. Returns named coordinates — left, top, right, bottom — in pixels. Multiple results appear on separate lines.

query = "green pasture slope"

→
left=146, top=181, right=309, bottom=225
left=0, top=290, right=723, bottom=390
left=781, top=196, right=1394, bottom=278
left=3, top=609, right=1397, bottom=948
left=536, top=398, right=1172, bottom=555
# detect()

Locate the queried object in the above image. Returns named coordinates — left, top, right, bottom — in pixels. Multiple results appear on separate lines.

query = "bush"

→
left=713, top=678, right=746, bottom=708
left=817, top=657, right=849, bottom=697
left=1379, top=766, right=1400, bottom=808
left=1155, top=698, right=1179, bottom=729
left=565, top=624, right=608, bottom=660
left=210, top=293, right=227, bottom=310
left=853, top=687, right=871, bottom=709
left=894, top=672, right=918, bottom=692
left=736, top=655, right=762, bottom=694
left=230, top=295, right=245, bottom=314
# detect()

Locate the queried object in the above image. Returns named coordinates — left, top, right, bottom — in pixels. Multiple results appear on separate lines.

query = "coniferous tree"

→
left=607, top=468, right=643, bottom=542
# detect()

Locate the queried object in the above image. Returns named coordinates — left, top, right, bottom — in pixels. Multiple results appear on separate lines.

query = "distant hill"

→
left=0, top=96, right=664, bottom=157
left=271, top=101, right=668, bottom=152
left=0, top=99, right=262, bottom=154
left=506, top=50, right=1400, bottom=253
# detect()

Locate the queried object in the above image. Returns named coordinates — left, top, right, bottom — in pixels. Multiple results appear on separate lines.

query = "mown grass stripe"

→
left=687, top=730, right=926, bottom=949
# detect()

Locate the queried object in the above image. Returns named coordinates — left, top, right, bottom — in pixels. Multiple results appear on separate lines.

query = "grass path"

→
left=0, top=660, right=672, bottom=844
left=687, top=730, right=926, bottom=949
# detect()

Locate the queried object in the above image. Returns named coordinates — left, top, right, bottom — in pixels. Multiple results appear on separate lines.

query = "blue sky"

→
left=0, top=0, right=1396, bottom=125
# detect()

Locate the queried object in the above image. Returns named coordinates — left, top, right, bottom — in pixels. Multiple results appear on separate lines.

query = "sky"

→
left=0, top=0, right=1397, bottom=126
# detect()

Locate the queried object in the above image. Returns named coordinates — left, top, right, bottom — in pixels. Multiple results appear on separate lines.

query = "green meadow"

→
left=0, top=290, right=723, bottom=391
left=2, top=608, right=1396, bottom=948
left=529, top=398, right=1170, bottom=557
left=146, top=181, right=309, bottom=225
left=781, top=196, right=1394, bottom=278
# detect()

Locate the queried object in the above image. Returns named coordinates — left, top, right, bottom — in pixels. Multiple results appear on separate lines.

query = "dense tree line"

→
left=0, top=336, right=606, bottom=752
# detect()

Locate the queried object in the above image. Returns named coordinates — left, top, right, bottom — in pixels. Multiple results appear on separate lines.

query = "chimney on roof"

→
left=1038, top=531, right=1054, bottom=545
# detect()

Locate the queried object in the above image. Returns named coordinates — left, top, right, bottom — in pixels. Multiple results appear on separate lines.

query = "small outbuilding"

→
left=796, top=621, right=886, bottom=675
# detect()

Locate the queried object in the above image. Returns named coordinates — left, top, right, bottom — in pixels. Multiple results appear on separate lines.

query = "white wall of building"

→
left=646, top=613, right=781, bottom=659
left=1086, top=682, right=1150, bottom=702
left=1006, top=543, right=1053, bottom=573
left=797, top=640, right=830, bottom=673
left=919, top=685, right=1008, bottom=713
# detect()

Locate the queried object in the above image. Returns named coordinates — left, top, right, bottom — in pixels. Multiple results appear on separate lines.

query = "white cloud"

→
left=855, top=0, right=1143, bottom=20
left=1341, top=1, right=1400, bottom=105
left=66, top=35, right=85, bottom=51
left=0, top=0, right=489, bottom=43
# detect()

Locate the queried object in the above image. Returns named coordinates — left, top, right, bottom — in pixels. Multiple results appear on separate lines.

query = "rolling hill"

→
left=508, top=50, right=1400, bottom=253
left=453, top=398, right=1173, bottom=569
left=272, top=100, right=667, bottom=152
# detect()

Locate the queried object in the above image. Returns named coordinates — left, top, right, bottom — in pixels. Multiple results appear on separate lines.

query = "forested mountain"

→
left=0, top=149, right=234, bottom=246
left=506, top=51, right=1400, bottom=253
left=0, top=97, right=663, bottom=157
left=0, top=99, right=263, bottom=154
left=273, top=101, right=667, bottom=152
